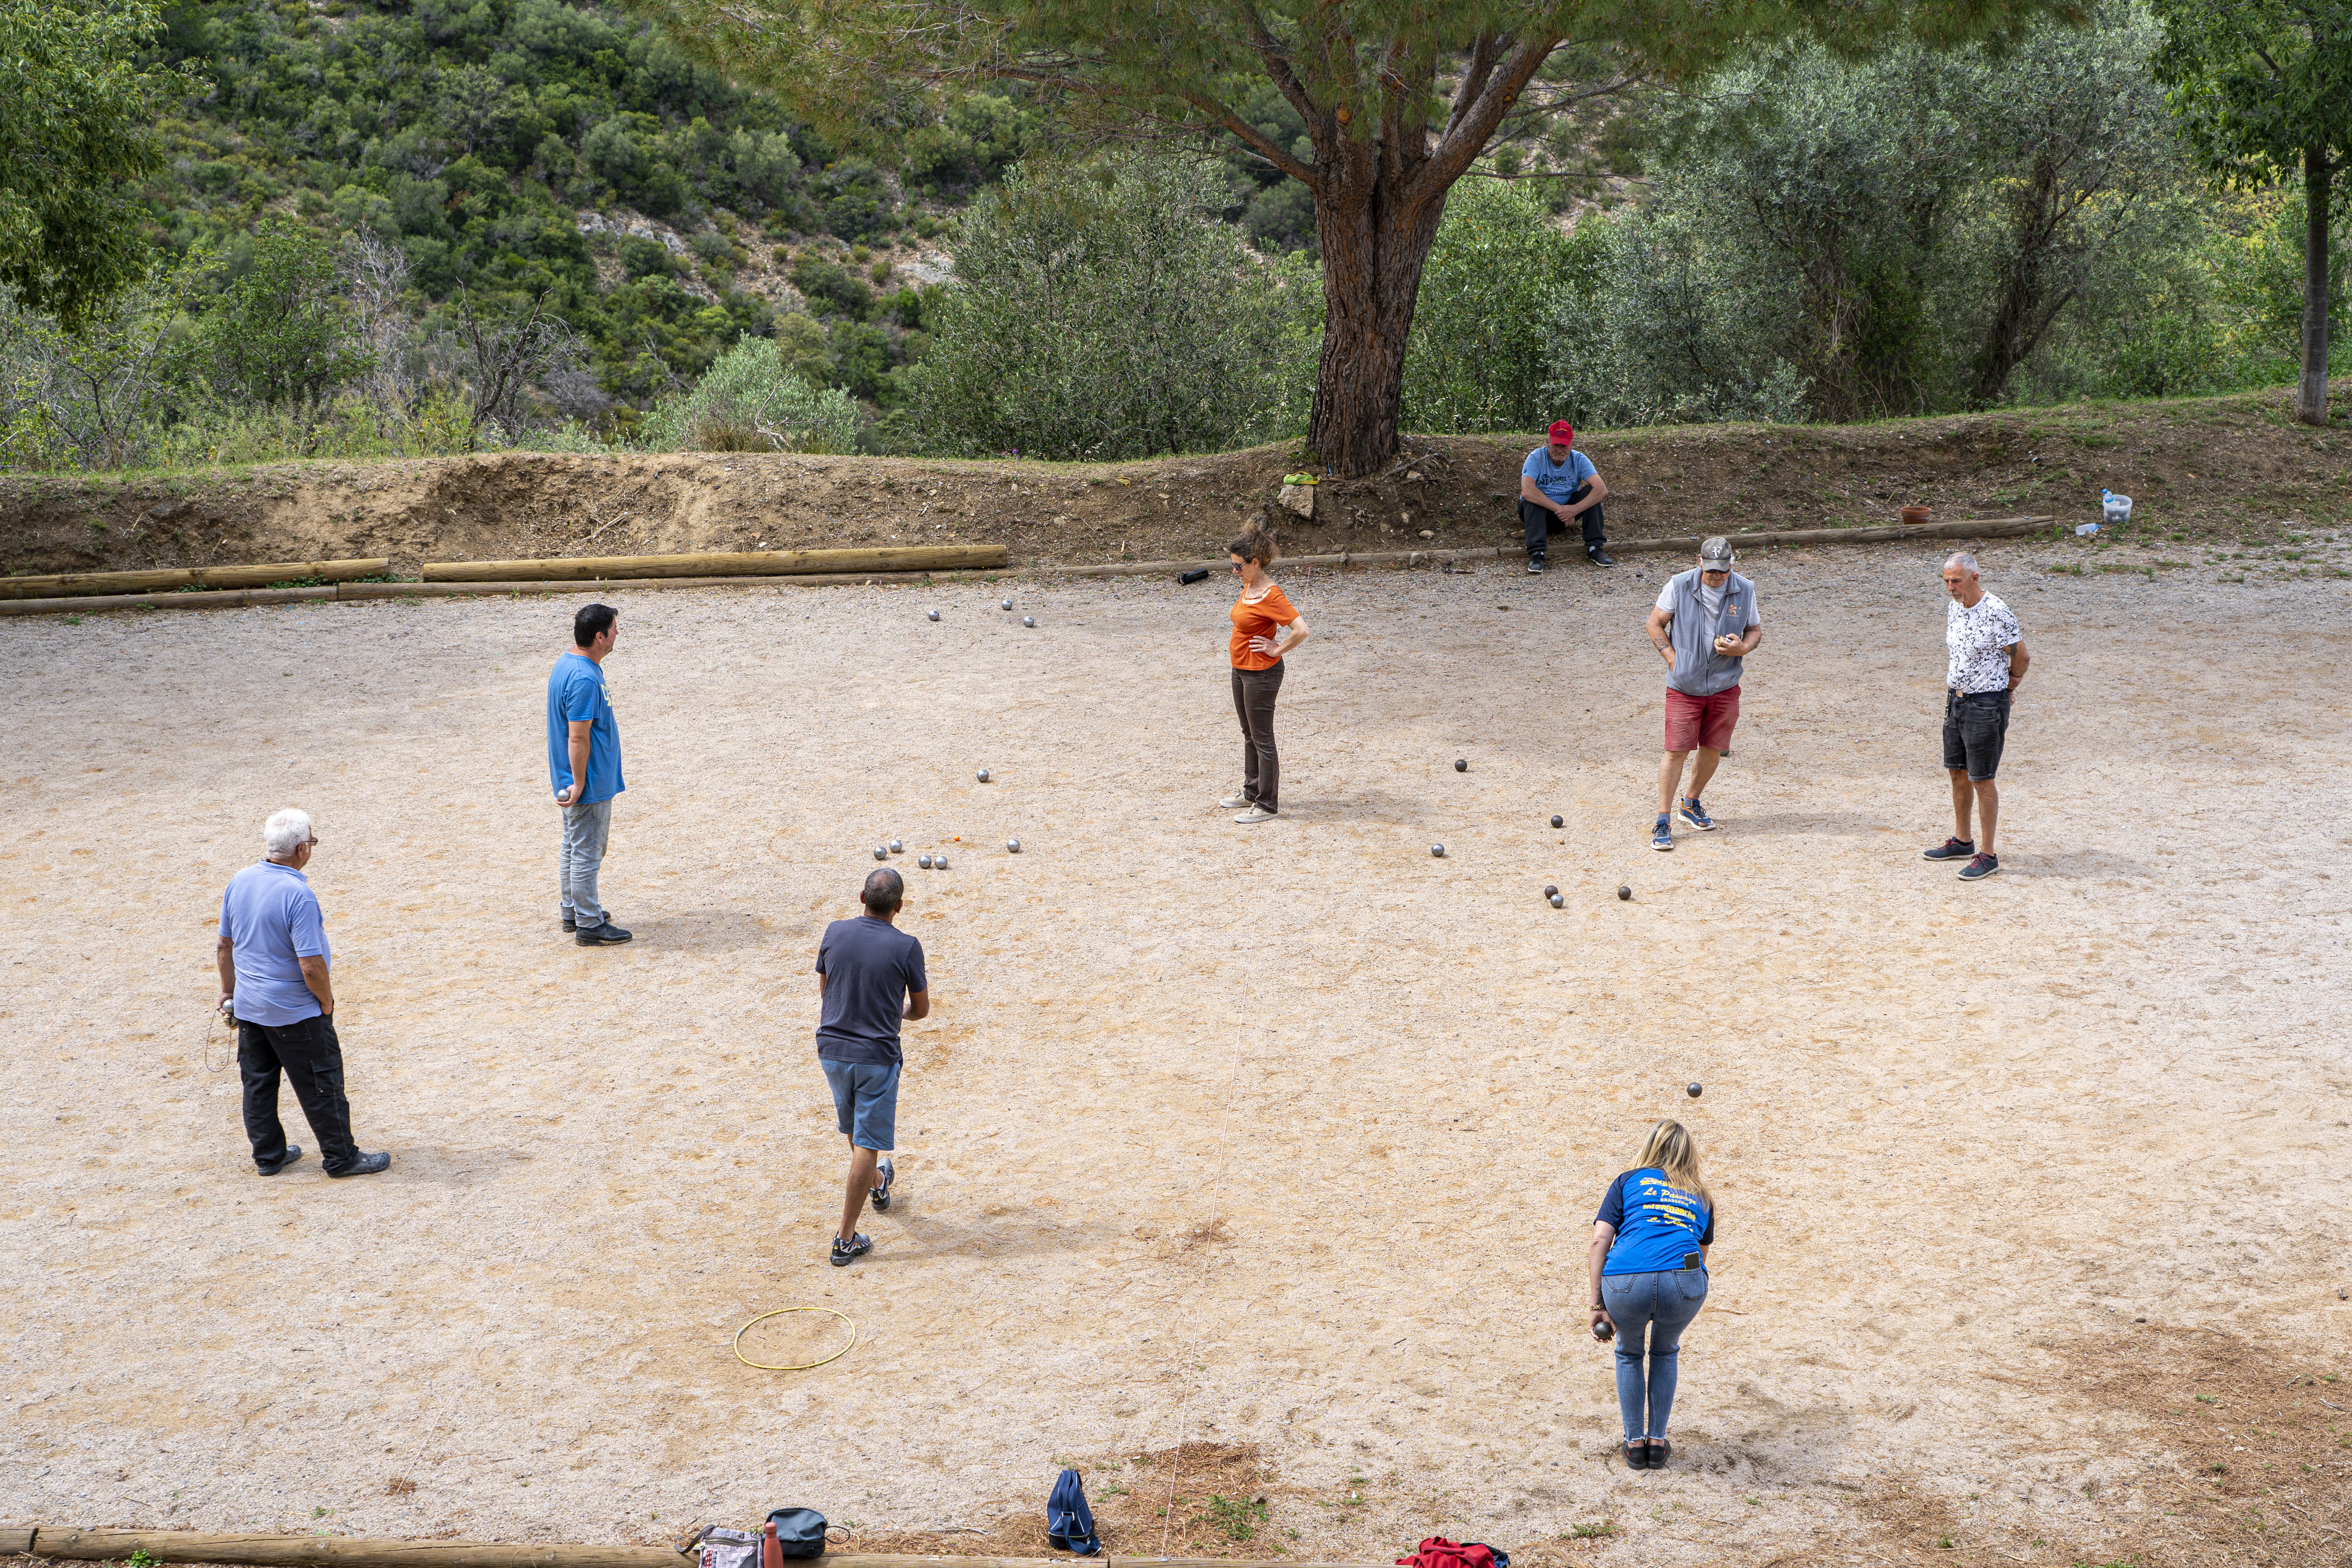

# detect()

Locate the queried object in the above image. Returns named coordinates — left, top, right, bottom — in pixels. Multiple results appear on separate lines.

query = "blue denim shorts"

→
left=821, top=1058, right=900, bottom=1151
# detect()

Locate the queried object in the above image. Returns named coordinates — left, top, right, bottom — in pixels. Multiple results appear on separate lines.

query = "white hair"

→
left=263, top=808, right=314, bottom=857
left=1944, top=552, right=1980, bottom=575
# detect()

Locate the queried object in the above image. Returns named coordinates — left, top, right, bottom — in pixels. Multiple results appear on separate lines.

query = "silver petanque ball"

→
left=889, top=839, right=903, bottom=854
left=1023, top=616, right=1035, bottom=628
left=918, top=853, right=933, bottom=869
left=934, top=855, right=948, bottom=869
left=1006, top=839, right=1021, bottom=853
left=1001, top=597, right=1013, bottom=611
left=873, top=846, right=887, bottom=860
left=927, top=609, right=940, bottom=621
left=1549, top=893, right=1565, bottom=908
left=977, top=768, right=991, bottom=782
left=1431, top=843, right=1446, bottom=858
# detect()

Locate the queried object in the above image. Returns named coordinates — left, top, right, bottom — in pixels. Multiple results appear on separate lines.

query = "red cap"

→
left=1547, top=420, right=1575, bottom=445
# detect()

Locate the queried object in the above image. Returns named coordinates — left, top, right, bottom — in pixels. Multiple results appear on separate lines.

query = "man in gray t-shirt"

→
left=1642, top=537, right=1761, bottom=851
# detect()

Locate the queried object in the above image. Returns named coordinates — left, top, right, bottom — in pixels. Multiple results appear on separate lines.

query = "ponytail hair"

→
left=1228, top=525, right=1279, bottom=567
left=1631, top=1119, right=1710, bottom=1207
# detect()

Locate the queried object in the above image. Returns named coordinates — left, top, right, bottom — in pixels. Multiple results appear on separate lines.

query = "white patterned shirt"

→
left=1946, top=592, right=2020, bottom=693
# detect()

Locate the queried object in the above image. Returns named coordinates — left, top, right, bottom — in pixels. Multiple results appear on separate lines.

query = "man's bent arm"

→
left=1518, top=474, right=1552, bottom=510
left=298, top=954, right=334, bottom=1017
left=904, top=987, right=930, bottom=1022
left=1565, top=473, right=1608, bottom=517
left=2008, top=639, right=2029, bottom=687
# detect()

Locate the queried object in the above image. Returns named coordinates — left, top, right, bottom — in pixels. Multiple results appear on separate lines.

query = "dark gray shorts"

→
left=1943, top=688, right=2011, bottom=781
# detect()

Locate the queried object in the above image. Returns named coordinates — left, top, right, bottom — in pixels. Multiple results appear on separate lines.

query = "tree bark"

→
left=2297, top=145, right=2336, bottom=426
left=1305, top=152, right=1450, bottom=477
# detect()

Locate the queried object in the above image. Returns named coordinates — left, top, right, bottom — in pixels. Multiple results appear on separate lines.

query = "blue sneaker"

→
left=1650, top=815, right=1673, bottom=851
left=1677, top=797, right=1715, bottom=831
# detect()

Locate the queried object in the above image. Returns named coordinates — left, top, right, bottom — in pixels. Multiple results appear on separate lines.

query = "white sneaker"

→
left=1233, top=805, right=1279, bottom=824
left=1216, top=793, right=1256, bottom=809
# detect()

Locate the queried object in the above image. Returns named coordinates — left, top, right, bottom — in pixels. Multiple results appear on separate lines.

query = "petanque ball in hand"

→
left=1454, top=758, right=1468, bottom=771
left=1687, top=1082, right=1703, bottom=1098
left=1618, top=885, right=1633, bottom=900
left=1551, top=815, right=1564, bottom=829
left=927, top=609, right=940, bottom=621
left=1549, top=893, right=1564, bottom=908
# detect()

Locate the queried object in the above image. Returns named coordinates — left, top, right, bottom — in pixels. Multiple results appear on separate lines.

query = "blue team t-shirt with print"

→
left=1522, top=446, right=1597, bottom=505
left=1596, top=1167, right=1715, bottom=1275
left=545, top=652, right=624, bottom=803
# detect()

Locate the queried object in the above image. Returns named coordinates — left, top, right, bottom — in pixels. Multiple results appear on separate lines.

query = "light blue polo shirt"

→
left=546, top=652, right=624, bottom=804
left=1523, top=445, right=1597, bottom=505
left=220, top=860, right=330, bottom=1026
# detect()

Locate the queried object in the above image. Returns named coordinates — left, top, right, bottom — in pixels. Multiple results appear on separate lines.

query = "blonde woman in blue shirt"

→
left=1588, top=1120, right=1714, bottom=1469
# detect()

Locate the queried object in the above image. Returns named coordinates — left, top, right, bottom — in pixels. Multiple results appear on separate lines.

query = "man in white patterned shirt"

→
left=1927, top=553, right=2029, bottom=881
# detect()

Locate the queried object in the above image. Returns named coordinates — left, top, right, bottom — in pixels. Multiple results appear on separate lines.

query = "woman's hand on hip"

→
left=1247, top=634, right=1283, bottom=657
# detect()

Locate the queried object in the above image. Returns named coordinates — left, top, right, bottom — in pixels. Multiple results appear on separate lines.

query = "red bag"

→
left=1396, top=1539, right=1508, bottom=1568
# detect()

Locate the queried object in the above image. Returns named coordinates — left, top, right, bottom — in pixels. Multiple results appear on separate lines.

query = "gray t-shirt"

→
left=815, top=916, right=927, bottom=1065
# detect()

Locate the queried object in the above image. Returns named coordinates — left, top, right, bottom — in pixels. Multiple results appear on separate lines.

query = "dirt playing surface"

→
left=4, top=534, right=2350, bottom=1568
left=2, top=387, right=2348, bottom=583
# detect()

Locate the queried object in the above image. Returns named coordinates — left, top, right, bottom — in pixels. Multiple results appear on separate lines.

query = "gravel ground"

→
left=3, top=533, right=2348, bottom=1568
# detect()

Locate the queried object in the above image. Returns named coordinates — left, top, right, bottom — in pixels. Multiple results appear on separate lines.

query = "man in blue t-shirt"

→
left=813, top=868, right=931, bottom=1267
left=216, top=808, right=390, bottom=1178
left=1519, top=419, right=1613, bottom=573
left=546, top=603, right=628, bottom=945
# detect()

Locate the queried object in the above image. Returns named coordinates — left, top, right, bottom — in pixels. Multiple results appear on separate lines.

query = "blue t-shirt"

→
left=814, top=915, right=928, bottom=1065
left=1522, top=446, right=1598, bottom=505
left=546, top=652, right=624, bottom=804
left=220, top=860, right=330, bottom=1027
left=1596, top=1167, right=1715, bottom=1276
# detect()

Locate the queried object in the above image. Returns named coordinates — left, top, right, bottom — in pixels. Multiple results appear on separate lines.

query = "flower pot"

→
left=1900, top=505, right=1931, bottom=526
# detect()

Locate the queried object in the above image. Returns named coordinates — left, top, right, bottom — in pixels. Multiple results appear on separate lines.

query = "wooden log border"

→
left=0, top=517, right=2054, bottom=618
left=419, top=546, right=1009, bottom=583
left=0, top=559, right=392, bottom=601
left=0, top=1526, right=1379, bottom=1568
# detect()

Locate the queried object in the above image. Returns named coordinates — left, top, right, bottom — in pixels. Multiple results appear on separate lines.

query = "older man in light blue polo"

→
left=216, top=808, right=390, bottom=1178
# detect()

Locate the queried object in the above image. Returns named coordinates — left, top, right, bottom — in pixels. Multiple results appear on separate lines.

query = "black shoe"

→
left=1622, top=1440, right=1647, bottom=1469
left=561, top=915, right=576, bottom=932
left=1527, top=554, right=1546, bottom=573
left=1923, top=837, right=1975, bottom=861
left=1587, top=545, right=1616, bottom=567
left=870, top=1157, right=895, bottom=1212
left=575, top=922, right=633, bottom=945
left=326, top=1151, right=391, bottom=1178
left=1647, top=1439, right=1671, bottom=1469
left=258, top=1145, right=304, bottom=1176
left=831, top=1231, right=872, bottom=1266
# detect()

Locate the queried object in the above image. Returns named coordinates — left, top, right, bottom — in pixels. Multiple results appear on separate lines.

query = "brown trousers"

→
left=1231, top=662, right=1285, bottom=811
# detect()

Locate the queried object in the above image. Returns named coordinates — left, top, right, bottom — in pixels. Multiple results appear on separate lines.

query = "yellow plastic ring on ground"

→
left=734, top=1306, right=857, bottom=1371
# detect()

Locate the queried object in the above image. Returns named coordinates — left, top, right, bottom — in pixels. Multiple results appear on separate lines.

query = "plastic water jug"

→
left=2101, top=491, right=2132, bottom=526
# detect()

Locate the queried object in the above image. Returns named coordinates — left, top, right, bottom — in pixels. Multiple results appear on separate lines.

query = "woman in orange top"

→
left=1220, top=526, right=1310, bottom=823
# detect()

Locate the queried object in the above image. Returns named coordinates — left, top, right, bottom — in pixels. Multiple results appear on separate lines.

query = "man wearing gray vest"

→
left=1643, top=537, right=1762, bottom=851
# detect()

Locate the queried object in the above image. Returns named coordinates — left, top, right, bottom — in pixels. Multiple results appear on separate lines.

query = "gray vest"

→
left=1662, top=568, right=1756, bottom=697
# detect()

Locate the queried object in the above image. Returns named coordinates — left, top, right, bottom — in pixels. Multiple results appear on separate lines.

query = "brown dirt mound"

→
left=2, top=388, right=2345, bottom=581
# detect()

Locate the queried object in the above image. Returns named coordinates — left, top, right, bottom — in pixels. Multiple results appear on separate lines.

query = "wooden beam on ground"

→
left=419, top=546, right=1008, bottom=583
left=9, top=1530, right=1385, bottom=1568
left=0, top=559, right=390, bottom=601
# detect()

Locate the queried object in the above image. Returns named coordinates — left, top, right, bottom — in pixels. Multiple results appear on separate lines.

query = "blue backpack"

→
left=1047, top=1468, right=1100, bottom=1555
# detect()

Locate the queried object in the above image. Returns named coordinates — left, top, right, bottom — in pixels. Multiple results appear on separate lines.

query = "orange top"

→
left=1229, top=582, right=1298, bottom=670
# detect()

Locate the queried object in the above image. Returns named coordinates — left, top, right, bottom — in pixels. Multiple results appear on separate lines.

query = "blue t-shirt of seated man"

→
left=1523, top=445, right=1598, bottom=505
left=220, top=859, right=330, bottom=1027
left=545, top=652, right=624, bottom=804
left=1596, top=1167, right=1715, bottom=1276
left=815, top=915, right=929, bottom=1065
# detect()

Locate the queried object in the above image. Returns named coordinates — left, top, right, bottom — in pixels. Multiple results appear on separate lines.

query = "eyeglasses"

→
left=1230, top=562, right=1245, bottom=572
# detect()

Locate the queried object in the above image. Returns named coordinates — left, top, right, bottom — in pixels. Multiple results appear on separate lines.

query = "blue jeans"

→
left=1603, top=1268, right=1708, bottom=1438
left=559, top=797, right=613, bottom=927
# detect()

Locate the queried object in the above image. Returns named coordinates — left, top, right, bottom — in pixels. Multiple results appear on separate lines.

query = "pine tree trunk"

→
left=2297, top=146, right=2334, bottom=427
left=1307, top=162, right=1449, bottom=478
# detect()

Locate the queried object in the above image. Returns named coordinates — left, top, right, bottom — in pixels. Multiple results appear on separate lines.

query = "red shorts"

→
left=1664, top=685, right=1740, bottom=753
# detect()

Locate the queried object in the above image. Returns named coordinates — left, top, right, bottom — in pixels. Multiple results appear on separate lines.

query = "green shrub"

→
left=639, top=333, right=860, bottom=452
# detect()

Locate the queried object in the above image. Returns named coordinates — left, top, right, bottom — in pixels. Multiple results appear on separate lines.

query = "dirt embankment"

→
left=2, top=390, right=2346, bottom=579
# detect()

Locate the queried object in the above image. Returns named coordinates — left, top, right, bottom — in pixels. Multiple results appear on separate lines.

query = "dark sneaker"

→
left=1958, top=853, right=2000, bottom=881
left=1650, top=815, right=1673, bottom=851
left=1588, top=545, right=1616, bottom=567
left=1677, top=797, right=1715, bottom=831
left=870, top=1158, right=895, bottom=1212
left=561, top=916, right=576, bottom=932
left=326, top=1151, right=392, bottom=1178
left=1924, top=837, right=1975, bottom=862
left=831, top=1231, right=873, bottom=1267
left=1527, top=554, right=1546, bottom=573
left=576, top=922, right=633, bottom=946
left=1647, top=1439, right=1671, bottom=1469
left=258, top=1144, right=304, bottom=1176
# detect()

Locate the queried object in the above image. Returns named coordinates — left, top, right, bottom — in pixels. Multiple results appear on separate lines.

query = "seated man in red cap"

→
left=1519, top=419, right=1612, bottom=572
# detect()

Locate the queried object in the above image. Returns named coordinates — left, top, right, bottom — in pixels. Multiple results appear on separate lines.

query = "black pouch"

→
left=766, top=1508, right=829, bottom=1559
left=1682, top=1251, right=1703, bottom=1270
